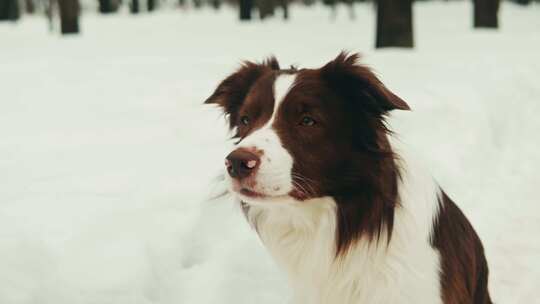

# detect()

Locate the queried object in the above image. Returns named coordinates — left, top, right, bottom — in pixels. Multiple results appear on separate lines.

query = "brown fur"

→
left=432, top=191, right=492, bottom=304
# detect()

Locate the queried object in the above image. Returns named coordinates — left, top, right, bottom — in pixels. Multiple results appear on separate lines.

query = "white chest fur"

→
left=244, top=151, right=443, bottom=304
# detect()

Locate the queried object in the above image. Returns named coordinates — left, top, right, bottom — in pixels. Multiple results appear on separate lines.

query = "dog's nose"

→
left=225, top=149, right=260, bottom=179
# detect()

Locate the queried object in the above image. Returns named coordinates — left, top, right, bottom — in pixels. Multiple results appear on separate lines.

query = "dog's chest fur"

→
left=244, top=149, right=443, bottom=304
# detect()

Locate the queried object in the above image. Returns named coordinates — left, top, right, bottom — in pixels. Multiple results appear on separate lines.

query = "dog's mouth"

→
left=226, top=176, right=311, bottom=204
left=230, top=185, right=287, bottom=203
left=231, top=186, right=310, bottom=205
left=239, top=188, right=267, bottom=198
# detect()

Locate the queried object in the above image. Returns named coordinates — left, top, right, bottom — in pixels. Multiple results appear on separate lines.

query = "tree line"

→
left=1, top=0, right=538, bottom=47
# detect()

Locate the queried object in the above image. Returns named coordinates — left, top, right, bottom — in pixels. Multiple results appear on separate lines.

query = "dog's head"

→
left=206, top=53, right=409, bottom=250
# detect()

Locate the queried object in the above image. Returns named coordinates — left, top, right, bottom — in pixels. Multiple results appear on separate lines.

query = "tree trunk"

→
left=0, top=0, right=20, bottom=21
left=147, top=0, right=156, bottom=11
left=473, top=0, right=500, bottom=28
left=278, top=0, right=288, bottom=20
left=98, top=0, right=118, bottom=13
left=25, top=0, right=35, bottom=14
left=58, top=0, right=80, bottom=34
left=211, top=0, right=221, bottom=10
left=130, top=0, right=139, bottom=13
left=192, top=0, right=202, bottom=8
left=376, top=0, right=413, bottom=48
left=259, top=0, right=275, bottom=20
left=239, top=0, right=253, bottom=20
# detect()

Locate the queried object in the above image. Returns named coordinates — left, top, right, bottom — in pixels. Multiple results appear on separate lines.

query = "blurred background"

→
left=1, top=1, right=539, bottom=304
left=1, top=0, right=537, bottom=37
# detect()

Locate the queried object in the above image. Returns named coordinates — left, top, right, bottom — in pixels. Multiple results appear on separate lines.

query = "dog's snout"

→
left=225, top=149, right=260, bottom=179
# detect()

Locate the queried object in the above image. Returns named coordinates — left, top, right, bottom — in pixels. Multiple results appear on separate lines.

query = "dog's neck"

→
left=239, top=138, right=443, bottom=304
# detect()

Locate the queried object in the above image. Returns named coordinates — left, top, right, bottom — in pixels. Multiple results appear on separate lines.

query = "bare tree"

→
left=473, top=0, right=500, bottom=28
left=211, top=0, right=221, bottom=10
left=25, top=0, right=35, bottom=14
left=259, top=0, right=275, bottom=19
left=58, top=0, right=80, bottom=34
left=148, top=0, right=156, bottom=11
left=130, top=0, right=140, bottom=13
left=322, top=0, right=337, bottom=20
left=323, top=0, right=355, bottom=21
left=239, top=0, right=253, bottom=20
left=0, top=0, right=20, bottom=21
left=277, top=0, right=288, bottom=20
left=511, top=0, right=531, bottom=5
left=192, top=0, right=202, bottom=8
left=376, top=0, right=413, bottom=48
left=98, top=0, right=119, bottom=13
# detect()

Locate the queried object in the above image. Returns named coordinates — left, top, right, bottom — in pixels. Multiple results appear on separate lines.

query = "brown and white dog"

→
left=205, top=53, right=492, bottom=304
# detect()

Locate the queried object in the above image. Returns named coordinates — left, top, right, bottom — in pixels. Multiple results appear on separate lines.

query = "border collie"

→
left=205, top=53, right=492, bottom=304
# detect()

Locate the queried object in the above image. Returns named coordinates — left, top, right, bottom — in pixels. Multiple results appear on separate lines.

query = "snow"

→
left=1, top=1, right=539, bottom=303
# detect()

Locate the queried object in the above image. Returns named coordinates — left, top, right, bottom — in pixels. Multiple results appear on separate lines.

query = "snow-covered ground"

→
left=1, top=2, right=539, bottom=303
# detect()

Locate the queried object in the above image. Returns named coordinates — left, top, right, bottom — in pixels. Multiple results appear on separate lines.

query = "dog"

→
left=205, top=52, right=492, bottom=304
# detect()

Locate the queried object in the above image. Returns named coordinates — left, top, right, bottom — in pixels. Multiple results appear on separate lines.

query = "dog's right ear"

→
left=205, top=58, right=279, bottom=129
left=321, top=52, right=410, bottom=115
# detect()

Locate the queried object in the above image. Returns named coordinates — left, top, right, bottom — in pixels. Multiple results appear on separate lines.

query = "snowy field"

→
left=1, top=1, right=540, bottom=303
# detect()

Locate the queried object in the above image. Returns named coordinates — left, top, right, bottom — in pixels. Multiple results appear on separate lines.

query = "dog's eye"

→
left=240, top=116, right=250, bottom=126
left=300, top=116, right=316, bottom=126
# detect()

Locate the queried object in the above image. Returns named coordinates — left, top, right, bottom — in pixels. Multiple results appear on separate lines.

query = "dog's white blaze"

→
left=244, top=135, right=443, bottom=304
left=232, top=74, right=297, bottom=200
left=271, top=73, right=296, bottom=124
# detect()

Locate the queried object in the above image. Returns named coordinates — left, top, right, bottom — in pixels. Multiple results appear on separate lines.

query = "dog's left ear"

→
left=321, top=52, right=410, bottom=113
left=205, top=57, right=280, bottom=129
